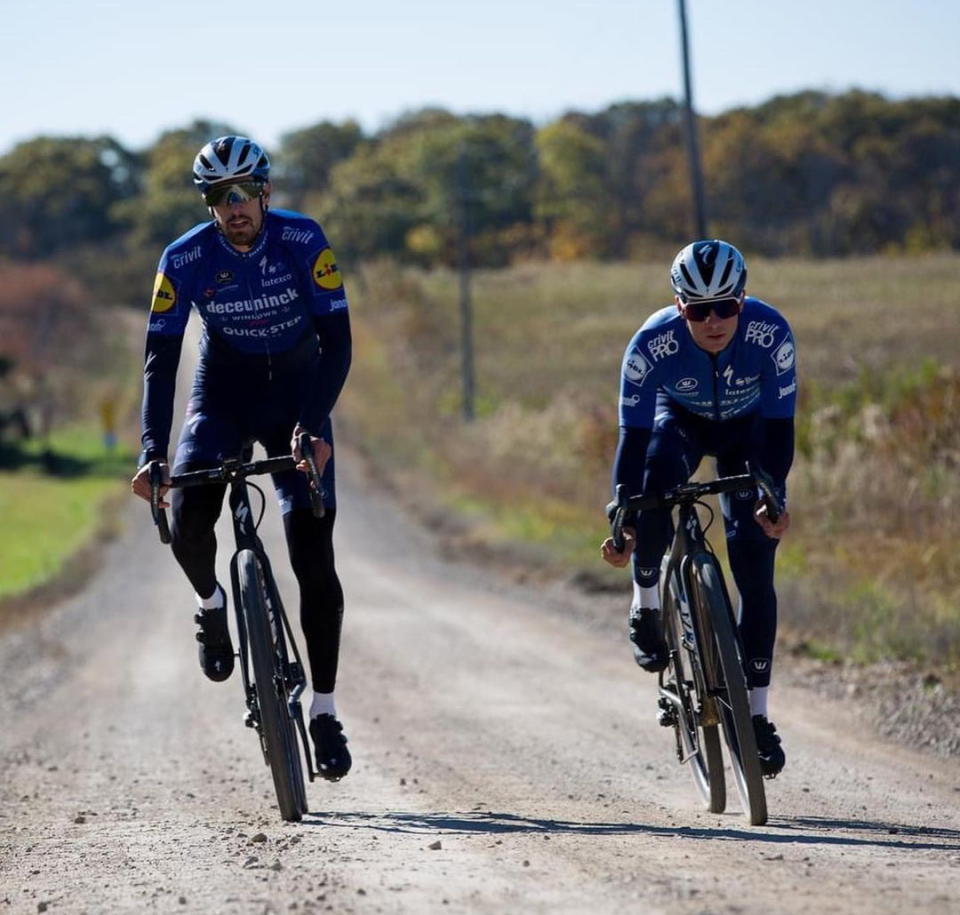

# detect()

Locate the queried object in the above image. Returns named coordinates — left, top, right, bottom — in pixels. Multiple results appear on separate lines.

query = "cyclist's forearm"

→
left=612, top=425, right=651, bottom=495
left=298, top=313, right=352, bottom=434
left=758, top=416, right=794, bottom=497
left=140, top=334, right=184, bottom=463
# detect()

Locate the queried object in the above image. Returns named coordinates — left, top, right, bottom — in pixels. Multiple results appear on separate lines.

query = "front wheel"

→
left=238, top=549, right=308, bottom=822
left=693, top=555, right=767, bottom=825
left=661, top=567, right=725, bottom=813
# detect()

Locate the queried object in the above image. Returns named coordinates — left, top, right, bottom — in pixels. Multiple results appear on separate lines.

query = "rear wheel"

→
left=693, top=556, right=767, bottom=825
left=661, top=569, right=725, bottom=813
left=238, top=550, right=308, bottom=822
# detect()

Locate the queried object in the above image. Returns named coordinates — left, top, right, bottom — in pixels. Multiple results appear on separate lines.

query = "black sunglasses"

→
left=203, top=181, right=265, bottom=207
left=681, top=297, right=742, bottom=322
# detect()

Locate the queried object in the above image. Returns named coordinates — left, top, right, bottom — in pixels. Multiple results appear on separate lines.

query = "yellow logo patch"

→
left=151, top=272, right=177, bottom=313
left=312, top=248, right=342, bottom=290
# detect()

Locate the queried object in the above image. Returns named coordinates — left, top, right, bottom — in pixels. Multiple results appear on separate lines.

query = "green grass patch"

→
left=0, top=427, right=135, bottom=601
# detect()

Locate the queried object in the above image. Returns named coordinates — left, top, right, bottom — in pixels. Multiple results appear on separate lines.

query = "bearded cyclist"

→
left=130, top=136, right=352, bottom=781
left=600, top=240, right=796, bottom=777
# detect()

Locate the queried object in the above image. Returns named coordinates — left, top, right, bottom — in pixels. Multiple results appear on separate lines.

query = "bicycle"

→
left=146, top=433, right=325, bottom=822
left=608, top=468, right=782, bottom=826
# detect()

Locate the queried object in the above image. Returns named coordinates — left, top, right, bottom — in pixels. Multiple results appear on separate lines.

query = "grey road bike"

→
left=147, top=433, right=324, bottom=822
left=609, top=468, right=781, bottom=826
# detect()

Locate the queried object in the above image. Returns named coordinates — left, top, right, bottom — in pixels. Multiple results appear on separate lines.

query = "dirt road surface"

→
left=1, top=463, right=958, bottom=915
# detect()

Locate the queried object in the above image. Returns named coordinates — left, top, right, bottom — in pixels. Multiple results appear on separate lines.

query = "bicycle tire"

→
left=692, top=555, right=767, bottom=825
left=662, top=569, right=725, bottom=813
left=238, top=550, right=308, bottom=822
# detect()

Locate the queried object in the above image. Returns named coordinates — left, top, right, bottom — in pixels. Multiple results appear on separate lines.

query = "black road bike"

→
left=609, top=469, right=781, bottom=826
left=147, top=433, right=325, bottom=822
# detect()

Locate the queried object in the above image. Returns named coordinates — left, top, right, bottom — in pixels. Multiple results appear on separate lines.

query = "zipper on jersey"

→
left=711, top=354, right=721, bottom=421
left=241, top=249, right=274, bottom=381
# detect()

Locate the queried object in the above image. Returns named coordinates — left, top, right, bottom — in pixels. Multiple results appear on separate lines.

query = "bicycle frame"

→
left=658, top=501, right=727, bottom=736
left=224, top=473, right=318, bottom=784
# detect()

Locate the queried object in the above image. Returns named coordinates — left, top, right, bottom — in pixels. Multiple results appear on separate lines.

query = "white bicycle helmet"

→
left=669, top=239, right=747, bottom=301
left=192, top=136, right=270, bottom=196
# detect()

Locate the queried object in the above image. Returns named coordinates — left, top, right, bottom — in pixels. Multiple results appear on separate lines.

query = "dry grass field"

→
left=338, top=253, right=960, bottom=673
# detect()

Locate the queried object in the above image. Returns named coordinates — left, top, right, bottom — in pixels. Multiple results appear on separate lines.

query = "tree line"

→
left=1, top=89, right=958, bottom=303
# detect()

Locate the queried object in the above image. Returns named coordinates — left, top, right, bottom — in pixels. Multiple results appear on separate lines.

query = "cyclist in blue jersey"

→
left=131, top=136, right=352, bottom=781
left=600, top=240, right=795, bottom=776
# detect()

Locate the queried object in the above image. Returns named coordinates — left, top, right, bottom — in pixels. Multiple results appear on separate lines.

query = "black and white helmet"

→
left=669, top=239, right=747, bottom=302
left=192, top=136, right=270, bottom=196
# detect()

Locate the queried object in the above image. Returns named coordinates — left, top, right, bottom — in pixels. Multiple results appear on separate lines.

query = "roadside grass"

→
left=339, top=253, right=960, bottom=674
left=0, top=427, right=136, bottom=601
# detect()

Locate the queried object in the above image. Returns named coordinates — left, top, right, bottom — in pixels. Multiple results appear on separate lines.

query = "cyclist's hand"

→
left=291, top=427, right=332, bottom=480
left=755, top=502, right=790, bottom=539
left=131, top=461, right=171, bottom=506
left=600, top=527, right=636, bottom=567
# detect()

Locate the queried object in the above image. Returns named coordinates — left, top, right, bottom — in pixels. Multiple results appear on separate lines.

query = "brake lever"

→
left=148, top=461, right=171, bottom=544
left=297, top=432, right=326, bottom=519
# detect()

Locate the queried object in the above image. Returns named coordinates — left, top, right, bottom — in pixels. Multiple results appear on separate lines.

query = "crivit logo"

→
left=647, top=330, right=679, bottom=361
left=282, top=226, right=316, bottom=245
left=171, top=246, right=202, bottom=270
left=745, top=320, right=778, bottom=348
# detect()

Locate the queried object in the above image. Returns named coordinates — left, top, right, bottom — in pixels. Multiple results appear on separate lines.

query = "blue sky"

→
left=5, top=0, right=959, bottom=156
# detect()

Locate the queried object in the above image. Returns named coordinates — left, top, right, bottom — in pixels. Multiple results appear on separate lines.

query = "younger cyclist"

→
left=600, top=239, right=795, bottom=777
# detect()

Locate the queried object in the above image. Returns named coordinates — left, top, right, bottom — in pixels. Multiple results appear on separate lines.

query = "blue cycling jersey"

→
left=141, top=209, right=350, bottom=463
left=619, top=297, right=797, bottom=429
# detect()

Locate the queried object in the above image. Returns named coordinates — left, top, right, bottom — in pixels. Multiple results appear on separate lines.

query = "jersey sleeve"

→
left=139, top=251, right=190, bottom=463
left=618, top=329, right=659, bottom=429
left=298, top=223, right=350, bottom=319
left=288, top=218, right=352, bottom=433
left=759, top=314, right=797, bottom=419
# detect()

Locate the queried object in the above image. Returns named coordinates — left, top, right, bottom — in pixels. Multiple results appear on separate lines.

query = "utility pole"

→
left=678, top=0, right=708, bottom=238
left=456, top=145, right=476, bottom=422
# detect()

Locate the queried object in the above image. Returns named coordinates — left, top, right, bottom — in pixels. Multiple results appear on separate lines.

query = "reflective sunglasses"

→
left=681, top=297, right=742, bottom=322
left=203, top=181, right=265, bottom=207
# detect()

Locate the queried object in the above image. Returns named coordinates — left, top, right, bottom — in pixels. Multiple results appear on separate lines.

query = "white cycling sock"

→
left=749, top=686, right=769, bottom=718
left=196, top=584, right=224, bottom=609
left=310, top=691, right=337, bottom=720
left=632, top=581, right=660, bottom=611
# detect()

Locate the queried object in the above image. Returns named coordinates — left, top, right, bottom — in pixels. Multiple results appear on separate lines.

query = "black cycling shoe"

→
left=752, top=715, right=786, bottom=778
left=194, top=589, right=234, bottom=682
left=629, top=606, right=669, bottom=673
left=310, top=714, right=352, bottom=782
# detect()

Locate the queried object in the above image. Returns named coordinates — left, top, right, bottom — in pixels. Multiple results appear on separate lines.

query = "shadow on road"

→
left=301, top=809, right=960, bottom=852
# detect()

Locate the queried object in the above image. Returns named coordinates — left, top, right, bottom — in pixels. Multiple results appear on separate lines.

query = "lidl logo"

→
left=312, top=248, right=342, bottom=290
left=151, top=272, right=177, bottom=313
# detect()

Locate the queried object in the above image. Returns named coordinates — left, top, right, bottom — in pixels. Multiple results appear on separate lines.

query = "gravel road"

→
left=1, top=455, right=958, bottom=915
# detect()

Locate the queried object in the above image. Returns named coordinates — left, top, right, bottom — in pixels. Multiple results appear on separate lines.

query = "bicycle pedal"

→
left=243, top=711, right=257, bottom=729
left=656, top=698, right=678, bottom=728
